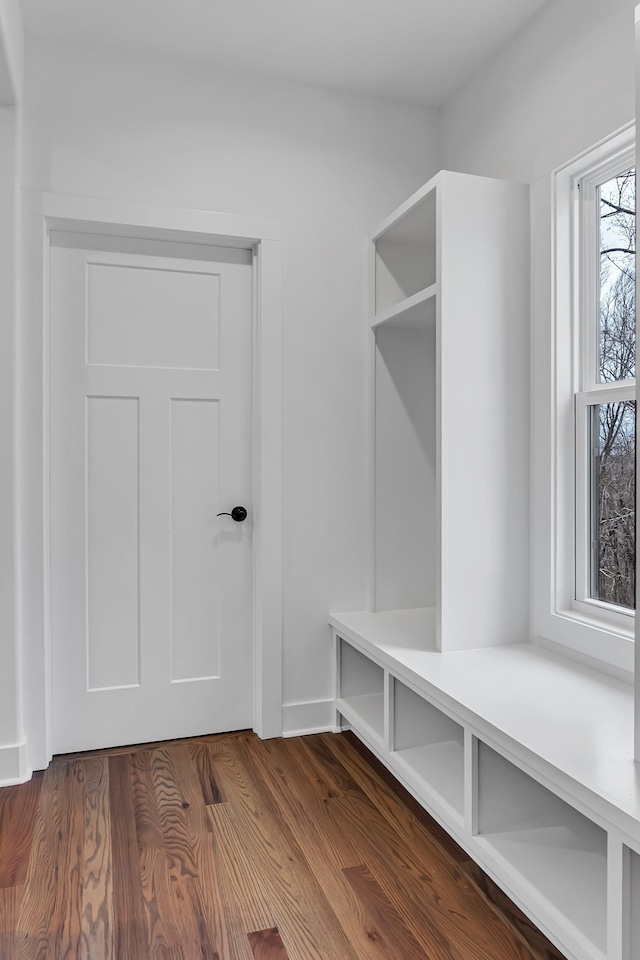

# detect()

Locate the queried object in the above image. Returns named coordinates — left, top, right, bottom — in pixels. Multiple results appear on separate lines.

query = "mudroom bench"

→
left=330, top=609, right=639, bottom=960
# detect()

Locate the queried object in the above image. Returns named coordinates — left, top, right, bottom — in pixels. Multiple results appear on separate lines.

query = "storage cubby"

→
left=374, top=322, right=437, bottom=612
left=374, top=186, right=436, bottom=316
left=337, top=638, right=384, bottom=741
left=391, top=678, right=464, bottom=819
left=477, top=742, right=607, bottom=955
left=369, top=170, right=530, bottom=651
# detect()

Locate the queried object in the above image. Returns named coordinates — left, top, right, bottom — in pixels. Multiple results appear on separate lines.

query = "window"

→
left=575, top=155, right=636, bottom=628
left=534, top=124, right=636, bottom=673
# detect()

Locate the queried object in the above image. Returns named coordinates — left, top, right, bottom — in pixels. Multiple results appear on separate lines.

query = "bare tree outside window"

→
left=592, top=169, right=636, bottom=609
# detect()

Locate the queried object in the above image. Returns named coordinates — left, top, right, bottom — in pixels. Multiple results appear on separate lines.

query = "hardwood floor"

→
left=0, top=730, right=567, bottom=960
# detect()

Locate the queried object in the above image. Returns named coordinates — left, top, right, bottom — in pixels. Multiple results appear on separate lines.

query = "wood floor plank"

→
left=14, top=760, right=85, bottom=960
left=202, top=735, right=281, bottom=946
left=138, top=844, right=189, bottom=960
left=206, top=798, right=275, bottom=958
left=129, top=748, right=166, bottom=849
left=169, top=745, right=231, bottom=960
left=242, top=734, right=361, bottom=868
left=130, top=749, right=186, bottom=958
left=0, top=771, right=43, bottom=888
left=222, top=733, right=362, bottom=960
left=80, top=757, right=114, bottom=960
left=148, top=746, right=198, bottom=881
left=248, top=926, right=291, bottom=959
left=299, top=732, right=369, bottom=801
left=109, top=753, right=147, bottom=960
left=133, top=749, right=209, bottom=960
left=343, top=863, right=434, bottom=959
left=188, top=740, right=226, bottom=805
left=0, top=885, right=22, bottom=958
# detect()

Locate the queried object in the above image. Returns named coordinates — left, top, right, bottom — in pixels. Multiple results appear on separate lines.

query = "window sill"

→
left=534, top=605, right=634, bottom=677
left=571, top=598, right=634, bottom=636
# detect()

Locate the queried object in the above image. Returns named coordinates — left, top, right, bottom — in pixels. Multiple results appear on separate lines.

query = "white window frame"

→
left=574, top=145, right=636, bottom=630
left=534, top=123, right=636, bottom=674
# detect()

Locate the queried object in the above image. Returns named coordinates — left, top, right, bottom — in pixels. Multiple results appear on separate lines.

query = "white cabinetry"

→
left=330, top=618, right=639, bottom=960
left=370, top=171, right=530, bottom=651
left=330, top=172, right=640, bottom=960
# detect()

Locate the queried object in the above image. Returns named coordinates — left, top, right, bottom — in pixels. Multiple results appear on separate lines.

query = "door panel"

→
left=86, top=260, right=221, bottom=369
left=170, top=397, right=221, bottom=681
left=50, top=233, right=253, bottom=753
left=86, top=395, right=140, bottom=690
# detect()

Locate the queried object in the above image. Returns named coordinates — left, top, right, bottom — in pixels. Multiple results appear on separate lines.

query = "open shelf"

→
left=373, top=186, right=436, bottom=315
left=338, top=692, right=384, bottom=741
left=338, top=638, right=384, bottom=742
left=477, top=742, right=607, bottom=955
left=371, top=283, right=437, bottom=330
left=391, top=678, right=464, bottom=820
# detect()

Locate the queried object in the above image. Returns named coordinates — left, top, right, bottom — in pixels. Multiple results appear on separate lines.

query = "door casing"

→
left=23, top=192, right=283, bottom=772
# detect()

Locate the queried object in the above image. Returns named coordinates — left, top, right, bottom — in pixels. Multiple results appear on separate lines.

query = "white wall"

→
left=441, top=0, right=635, bottom=184
left=19, top=37, right=439, bottom=759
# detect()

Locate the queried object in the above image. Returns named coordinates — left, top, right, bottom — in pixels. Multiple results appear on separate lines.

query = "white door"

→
left=49, top=231, right=253, bottom=753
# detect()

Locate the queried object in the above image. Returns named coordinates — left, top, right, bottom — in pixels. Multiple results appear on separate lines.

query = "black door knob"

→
left=217, top=506, right=248, bottom=522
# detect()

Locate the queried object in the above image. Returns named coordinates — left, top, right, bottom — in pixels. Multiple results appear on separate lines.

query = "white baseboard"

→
left=282, top=698, right=336, bottom=738
left=0, top=738, right=31, bottom=786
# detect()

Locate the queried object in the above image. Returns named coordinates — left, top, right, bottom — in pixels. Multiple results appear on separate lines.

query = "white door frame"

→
left=26, top=192, right=283, bottom=766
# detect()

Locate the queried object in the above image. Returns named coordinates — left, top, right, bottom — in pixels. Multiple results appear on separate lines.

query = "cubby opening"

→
left=477, top=743, right=607, bottom=954
left=374, top=188, right=436, bottom=315
left=374, top=323, right=436, bottom=613
left=392, top=679, right=464, bottom=819
left=338, top=638, right=384, bottom=740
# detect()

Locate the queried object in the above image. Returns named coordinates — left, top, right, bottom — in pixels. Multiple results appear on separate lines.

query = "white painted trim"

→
left=532, top=122, right=636, bottom=675
left=0, top=738, right=29, bottom=785
left=24, top=192, right=283, bottom=768
left=366, top=241, right=376, bottom=610
left=0, top=103, right=23, bottom=788
left=282, top=699, right=335, bottom=738
left=464, top=729, right=478, bottom=836
left=607, top=830, right=629, bottom=960
left=25, top=191, right=281, bottom=243
left=251, top=238, right=283, bottom=739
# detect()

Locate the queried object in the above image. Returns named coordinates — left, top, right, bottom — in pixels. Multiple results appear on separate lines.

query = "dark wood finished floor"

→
left=0, top=730, right=567, bottom=960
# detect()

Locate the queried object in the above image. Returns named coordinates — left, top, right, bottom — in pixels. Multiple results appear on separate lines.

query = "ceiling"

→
left=19, top=0, right=550, bottom=107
